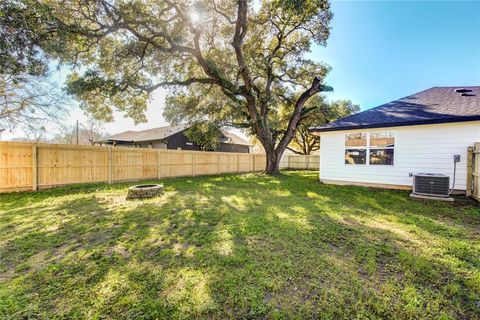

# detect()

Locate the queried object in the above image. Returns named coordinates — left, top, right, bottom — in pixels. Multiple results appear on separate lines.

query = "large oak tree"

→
left=31, top=0, right=333, bottom=174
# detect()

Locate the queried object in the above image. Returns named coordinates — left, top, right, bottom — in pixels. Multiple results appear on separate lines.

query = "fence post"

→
left=107, top=148, right=113, bottom=184
left=192, top=152, right=196, bottom=176
left=217, top=153, right=221, bottom=175
left=467, top=146, right=473, bottom=197
left=252, top=154, right=255, bottom=172
left=237, top=154, right=240, bottom=172
left=32, top=145, right=37, bottom=191
left=157, top=151, right=161, bottom=179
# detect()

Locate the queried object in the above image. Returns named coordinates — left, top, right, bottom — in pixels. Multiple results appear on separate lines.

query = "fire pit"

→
left=126, top=184, right=164, bottom=200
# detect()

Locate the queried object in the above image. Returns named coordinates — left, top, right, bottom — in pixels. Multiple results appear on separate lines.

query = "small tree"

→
left=0, top=74, right=66, bottom=133
left=287, top=97, right=360, bottom=154
left=81, top=118, right=109, bottom=145
left=184, top=122, right=223, bottom=151
left=20, top=0, right=334, bottom=174
left=51, top=117, right=108, bottom=145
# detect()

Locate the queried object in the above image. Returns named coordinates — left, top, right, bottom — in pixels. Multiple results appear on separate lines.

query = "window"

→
left=369, top=132, right=394, bottom=165
left=345, top=133, right=367, bottom=164
left=345, top=131, right=394, bottom=165
left=345, top=149, right=366, bottom=165
left=369, top=149, right=394, bottom=165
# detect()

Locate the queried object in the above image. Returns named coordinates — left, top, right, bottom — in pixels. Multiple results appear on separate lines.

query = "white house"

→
left=310, top=87, right=480, bottom=192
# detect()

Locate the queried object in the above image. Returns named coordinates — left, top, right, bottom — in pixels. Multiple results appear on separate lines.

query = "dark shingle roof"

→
left=310, top=86, right=480, bottom=132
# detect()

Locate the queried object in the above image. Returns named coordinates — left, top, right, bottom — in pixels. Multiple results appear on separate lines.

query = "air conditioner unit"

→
left=412, top=173, right=450, bottom=197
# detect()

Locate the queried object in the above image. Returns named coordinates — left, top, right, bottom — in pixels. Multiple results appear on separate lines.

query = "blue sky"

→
left=3, top=0, right=480, bottom=139
left=314, top=0, right=480, bottom=110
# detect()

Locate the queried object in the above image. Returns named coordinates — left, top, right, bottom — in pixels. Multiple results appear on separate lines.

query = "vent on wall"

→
left=413, top=173, right=450, bottom=197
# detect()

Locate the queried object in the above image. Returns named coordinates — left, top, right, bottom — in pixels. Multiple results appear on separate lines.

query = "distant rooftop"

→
left=104, top=124, right=191, bottom=142
left=311, top=86, right=480, bottom=132
left=100, top=124, right=251, bottom=146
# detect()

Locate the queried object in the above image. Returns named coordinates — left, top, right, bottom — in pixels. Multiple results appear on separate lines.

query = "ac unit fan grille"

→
left=414, top=175, right=449, bottom=197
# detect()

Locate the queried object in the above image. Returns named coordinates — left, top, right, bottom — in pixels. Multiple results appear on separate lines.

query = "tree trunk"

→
left=265, top=149, right=281, bottom=175
left=255, top=77, right=328, bottom=175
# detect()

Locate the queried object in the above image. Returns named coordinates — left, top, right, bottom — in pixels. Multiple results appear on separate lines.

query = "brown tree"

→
left=28, top=0, right=333, bottom=174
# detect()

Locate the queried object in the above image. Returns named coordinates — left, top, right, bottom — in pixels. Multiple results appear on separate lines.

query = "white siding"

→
left=319, top=121, right=480, bottom=190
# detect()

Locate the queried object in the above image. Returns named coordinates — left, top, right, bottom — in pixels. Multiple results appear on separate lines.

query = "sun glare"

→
left=189, top=11, right=200, bottom=23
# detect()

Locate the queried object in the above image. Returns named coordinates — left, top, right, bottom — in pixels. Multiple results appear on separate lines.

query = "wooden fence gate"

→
left=467, top=142, right=480, bottom=201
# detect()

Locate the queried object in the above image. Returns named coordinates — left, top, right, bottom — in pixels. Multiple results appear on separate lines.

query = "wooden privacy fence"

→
left=467, top=142, right=480, bottom=202
left=0, top=141, right=266, bottom=193
left=279, top=154, right=320, bottom=170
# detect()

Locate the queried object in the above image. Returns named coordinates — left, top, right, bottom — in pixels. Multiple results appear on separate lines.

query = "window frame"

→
left=344, top=131, right=395, bottom=166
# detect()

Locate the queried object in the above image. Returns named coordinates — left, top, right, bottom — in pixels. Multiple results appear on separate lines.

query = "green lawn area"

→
left=0, top=171, right=479, bottom=319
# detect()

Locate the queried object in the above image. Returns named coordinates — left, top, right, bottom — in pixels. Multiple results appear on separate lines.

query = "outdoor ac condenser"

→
left=412, top=173, right=450, bottom=197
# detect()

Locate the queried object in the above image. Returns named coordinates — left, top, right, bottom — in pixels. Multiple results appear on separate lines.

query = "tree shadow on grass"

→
left=0, top=171, right=479, bottom=319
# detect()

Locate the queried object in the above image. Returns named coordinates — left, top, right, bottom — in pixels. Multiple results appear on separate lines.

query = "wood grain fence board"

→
left=37, top=145, right=108, bottom=187
left=111, top=148, right=158, bottom=182
left=160, top=151, right=195, bottom=178
left=219, top=153, right=238, bottom=173
left=279, top=154, right=320, bottom=170
left=473, top=142, right=480, bottom=201
left=0, top=142, right=33, bottom=191
left=0, top=141, right=267, bottom=192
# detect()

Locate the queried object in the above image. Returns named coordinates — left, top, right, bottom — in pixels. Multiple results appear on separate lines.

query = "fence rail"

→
left=0, top=141, right=266, bottom=193
left=467, top=142, right=480, bottom=202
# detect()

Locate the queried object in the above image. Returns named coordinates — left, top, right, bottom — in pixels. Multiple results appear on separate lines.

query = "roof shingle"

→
left=311, top=86, right=480, bottom=132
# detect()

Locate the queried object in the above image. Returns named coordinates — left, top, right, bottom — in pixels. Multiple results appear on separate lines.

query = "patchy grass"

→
left=0, top=171, right=479, bottom=319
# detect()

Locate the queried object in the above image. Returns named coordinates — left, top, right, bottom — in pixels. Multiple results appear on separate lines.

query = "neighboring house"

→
left=310, top=87, right=480, bottom=192
left=96, top=124, right=252, bottom=153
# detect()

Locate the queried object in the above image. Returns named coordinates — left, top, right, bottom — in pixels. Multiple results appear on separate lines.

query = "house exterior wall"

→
left=319, top=121, right=480, bottom=191
left=165, top=131, right=201, bottom=150
left=108, top=131, right=250, bottom=153
left=135, top=141, right=168, bottom=149
left=164, top=131, right=250, bottom=153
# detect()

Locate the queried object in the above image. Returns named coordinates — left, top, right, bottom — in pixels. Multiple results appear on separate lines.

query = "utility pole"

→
left=76, top=120, right=79, bottom=145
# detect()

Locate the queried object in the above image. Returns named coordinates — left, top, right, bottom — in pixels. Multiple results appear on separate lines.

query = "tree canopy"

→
left=0, top=0, right=68, bottom=79
left=184, top=122, right=223, bottom=151
left=6, top=0, right=334, bottom=173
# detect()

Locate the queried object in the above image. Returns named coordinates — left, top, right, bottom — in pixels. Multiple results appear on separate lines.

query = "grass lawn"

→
left=0, top=171, right=479, bottom=319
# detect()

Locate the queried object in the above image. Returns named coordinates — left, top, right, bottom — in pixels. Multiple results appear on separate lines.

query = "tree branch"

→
left=138, top=78, right=216, bottom=93
left=276, top=77, right=331, bottom=153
